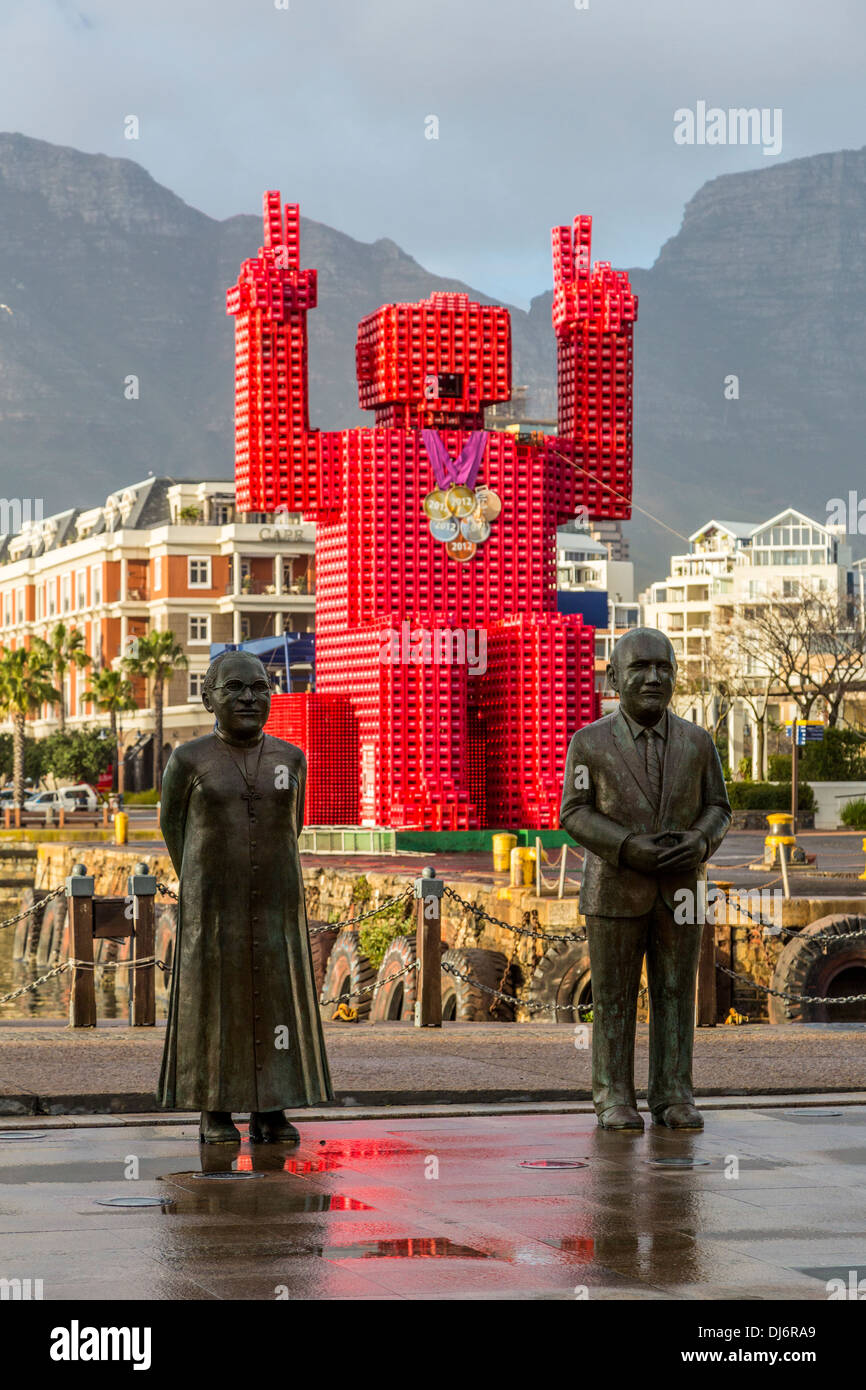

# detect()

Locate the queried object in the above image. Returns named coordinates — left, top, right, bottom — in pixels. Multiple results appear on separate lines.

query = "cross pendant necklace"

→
left=222, top=737, right=264, bottom=817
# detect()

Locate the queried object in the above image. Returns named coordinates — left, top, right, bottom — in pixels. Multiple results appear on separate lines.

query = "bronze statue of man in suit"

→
left=560, top=627, right=731, bottom=1131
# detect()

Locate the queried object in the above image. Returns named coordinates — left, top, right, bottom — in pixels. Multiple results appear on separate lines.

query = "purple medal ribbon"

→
left=422, top=429, right=489, bottom=490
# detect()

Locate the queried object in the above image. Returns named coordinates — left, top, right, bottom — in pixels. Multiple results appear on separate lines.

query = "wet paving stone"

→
left=0, top=1105, right=865, bottom=1299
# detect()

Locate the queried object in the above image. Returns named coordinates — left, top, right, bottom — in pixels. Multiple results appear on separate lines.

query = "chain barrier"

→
left=156, top=882, right=414, bottom=935
left=319, top=958, right=419, bottom=1008
left=443, top=885, right=587, bottom=944
left=0, top=884, right=65, bottom=934
left=0, top=961, right=71, bottom=1005
left=441, top=959, right=592, bottom=1018
left=0, top=954, right=171, bottom=1005
left=715, top=961, right=866, bottom=1007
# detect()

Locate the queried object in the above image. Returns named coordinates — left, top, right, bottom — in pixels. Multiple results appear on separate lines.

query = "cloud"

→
left=1, top=0, right=865, bottom=302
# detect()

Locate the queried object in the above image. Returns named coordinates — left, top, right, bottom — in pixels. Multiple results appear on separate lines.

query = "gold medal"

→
left=423, top=489, right=450, bottom=521
left=475, top=486, right=502, bottom=521
left=445, top=485, right=476, bottom=518
left=430, top=517, right=459, bottom=542
left=461, top=514, right=491, bottom=543
left=446, top=538, right=477, bottom=563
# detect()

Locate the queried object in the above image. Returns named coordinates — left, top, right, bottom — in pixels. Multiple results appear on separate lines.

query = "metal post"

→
left=778, top=842, right=791, bottom=900
left=128, top=861, right=157, bottom=1026
left=558, top=844, right=567, bottom=900
left=535, top=836, right=542, bottom=897
left=791, top=728, right=799, bottom=834
left=414, top=866, right=443, bottom=1028
left=67, top=863, right=96, bottom=1028
left=695, top=919, right=717, bottom=1027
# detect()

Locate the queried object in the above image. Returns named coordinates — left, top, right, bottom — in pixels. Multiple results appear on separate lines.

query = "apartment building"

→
left=641, top=508, right=854, bottom=750
left=556, top=520, right=639, bottom=689
left=0, top=476, right=316, bottom=777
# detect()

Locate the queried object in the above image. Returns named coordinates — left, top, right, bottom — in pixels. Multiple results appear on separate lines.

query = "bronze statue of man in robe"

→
left=157, top=649, right=333, bottom=1143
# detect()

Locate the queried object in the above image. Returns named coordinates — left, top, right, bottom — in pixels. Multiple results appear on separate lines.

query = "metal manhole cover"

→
left=778, top=1109, right=843, bottom=1119
left=519, top=1159, right=588, bottom=1170
left=0, top=1132, right=47, bottom=1141
left=647, top=1157, right=711, bottom=1169
left=191, top=1171, right=265, bottom=1180
left=95, top=1196, right=172, bottom=1208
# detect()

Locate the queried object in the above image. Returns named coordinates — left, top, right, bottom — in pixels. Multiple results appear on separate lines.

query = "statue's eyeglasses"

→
left=213, top=680, right=271, bottom=696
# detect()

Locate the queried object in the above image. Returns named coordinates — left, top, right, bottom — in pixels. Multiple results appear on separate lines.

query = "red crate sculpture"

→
left=229, top=193, right=637, bottom=829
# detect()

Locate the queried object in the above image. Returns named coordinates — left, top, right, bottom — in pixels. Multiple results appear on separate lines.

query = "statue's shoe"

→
left=653, top=1103, right=704, bottom=1130
left=199, top=1111, right=241, bottom=1144
left=597, top=1104, right=644, bottom=1131
left=248, top=1111, right=301, bottom=1144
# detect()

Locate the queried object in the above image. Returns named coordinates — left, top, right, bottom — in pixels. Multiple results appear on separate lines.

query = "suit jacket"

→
left=560, top=707, right=732, bottom=917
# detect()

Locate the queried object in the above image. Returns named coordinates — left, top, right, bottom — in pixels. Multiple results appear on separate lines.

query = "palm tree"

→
left=46, top=622, right=92, bottom=731
left=0, top=643, right=60, bottom=806
left=122, top=630, right=188, bottom=788
left=85, top=667, right=138, bottom=792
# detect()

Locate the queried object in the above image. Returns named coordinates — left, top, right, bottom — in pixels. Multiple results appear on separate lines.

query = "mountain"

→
left=1, top=132, right=865, bottom=585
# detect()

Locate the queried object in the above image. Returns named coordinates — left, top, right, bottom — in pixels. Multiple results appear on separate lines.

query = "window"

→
left=91, top=565, right=102, bottom=605
left=61, top=575, right=71, bottom=613
left=48, top=581, right=56, bottom=617
left=189, top=671, right=206, bottom=700
left=16, top=588, right=24, bottom=623
left=188, top=557, right=211, bottom=588
left=35, top=586, right=42, bottom=621
left=77, top=570, right=86, bottom=609
left=153, top=555, right=162, bottom=591
left=188, top=614, right=210, bottom=644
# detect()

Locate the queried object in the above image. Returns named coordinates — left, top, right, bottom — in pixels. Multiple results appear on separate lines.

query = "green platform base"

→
left=394, top=828, right=576, bottom=854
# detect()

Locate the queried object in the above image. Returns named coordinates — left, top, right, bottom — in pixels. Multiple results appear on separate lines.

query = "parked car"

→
left=23, top=784, right=100, bottom=814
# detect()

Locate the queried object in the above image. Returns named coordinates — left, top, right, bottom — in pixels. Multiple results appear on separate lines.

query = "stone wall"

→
left=29, top=847, right=862, bottom=1023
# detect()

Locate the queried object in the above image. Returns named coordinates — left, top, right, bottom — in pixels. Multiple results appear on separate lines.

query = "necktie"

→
left=643, top=728, right=663, bottom=810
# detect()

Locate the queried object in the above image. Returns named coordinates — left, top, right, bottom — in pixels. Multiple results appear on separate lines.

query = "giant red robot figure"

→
left=227, top=193, right=637, bottom=831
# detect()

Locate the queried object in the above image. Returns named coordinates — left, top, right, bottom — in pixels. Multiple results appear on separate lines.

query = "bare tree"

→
left=720, top=582, right=866, bottom=729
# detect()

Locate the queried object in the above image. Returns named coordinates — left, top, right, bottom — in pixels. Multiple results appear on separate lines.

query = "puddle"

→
left=95, top=1196, right=173, bottom=1208
left=772, top=1110, right=845, bottom=1121
left=324, top=1237, right=490, bottom=1260
left=646, top=1157, right=711, bottom=1169
left=519, top=1159, right=588, bottom=1170
left=0, top=1159, right=186, bottom=1184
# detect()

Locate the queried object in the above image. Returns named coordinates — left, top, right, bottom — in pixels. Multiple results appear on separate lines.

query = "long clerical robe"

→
left=157, top=730, right=334, bottom=1112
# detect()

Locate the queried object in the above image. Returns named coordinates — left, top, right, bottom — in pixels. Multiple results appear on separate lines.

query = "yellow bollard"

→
left=114, top=811, right=128, bottom=846
left=859, top=837, right=866, bottom=881
left=492, top=832, right=517, bottom=873
left=509, top=845, right=534, bottom=887
left=764, top=812, right=796, bottom=869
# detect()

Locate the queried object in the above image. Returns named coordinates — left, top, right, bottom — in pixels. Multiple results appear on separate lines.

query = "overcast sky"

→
left=3, top=0, right=865, bottom=305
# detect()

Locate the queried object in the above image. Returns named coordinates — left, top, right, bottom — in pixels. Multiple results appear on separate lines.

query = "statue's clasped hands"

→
left=622, top=829, right=707, bottom=875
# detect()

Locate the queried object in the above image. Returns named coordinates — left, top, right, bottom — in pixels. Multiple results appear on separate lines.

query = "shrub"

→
left=358, top=897, right=416, bottom=971
left=0, top=733, right=43, bottom=784
left=840, top=798, right=866, bottom=830
left=725, top=781, right=815, bottom=812
left=39, top=727, right=113, bottom=785
left=770, top=729, right=866, bottom=783
left=122, top=789, right=161, bottom=805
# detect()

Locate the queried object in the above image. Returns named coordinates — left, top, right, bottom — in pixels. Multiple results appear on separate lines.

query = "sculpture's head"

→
left=355, top=292, right=511, bottom=429
left=202, top=650, right=271, bottom=740
left=607, top=627, right=677, bottom=727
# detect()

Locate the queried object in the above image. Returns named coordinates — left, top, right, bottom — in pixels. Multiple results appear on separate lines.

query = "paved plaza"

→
left=1, top=1104, right=865, bottom=1300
